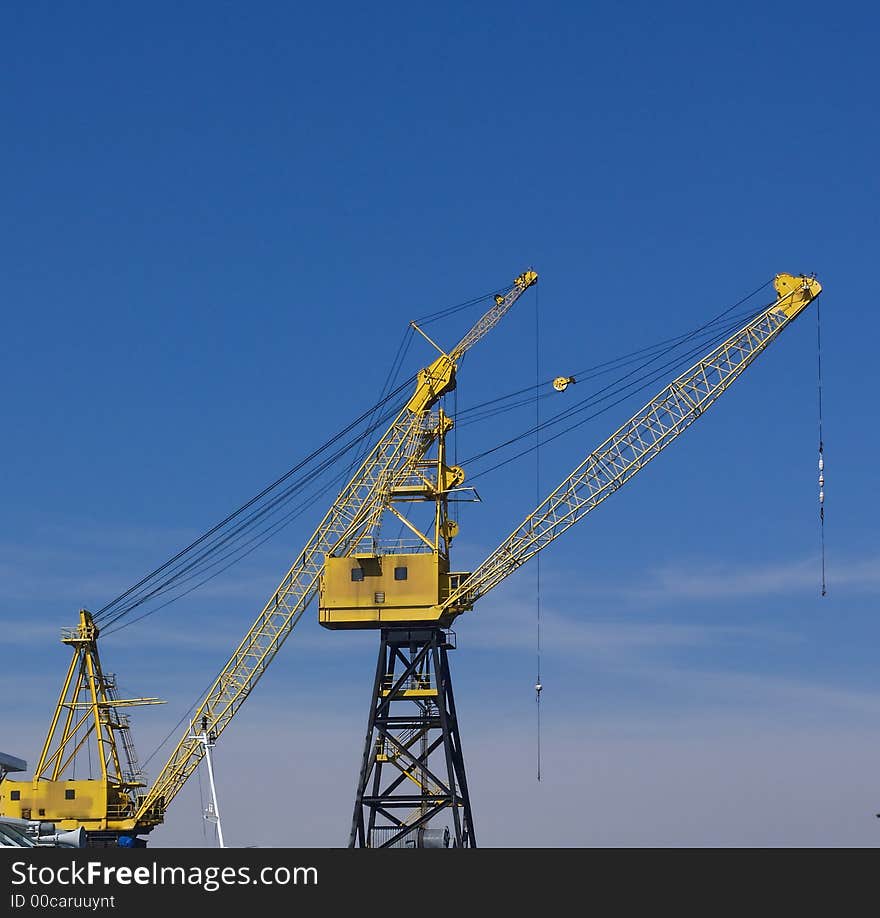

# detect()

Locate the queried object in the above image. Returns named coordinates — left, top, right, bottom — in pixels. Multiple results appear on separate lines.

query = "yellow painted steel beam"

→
left=380, top=689, right=439, bottom=698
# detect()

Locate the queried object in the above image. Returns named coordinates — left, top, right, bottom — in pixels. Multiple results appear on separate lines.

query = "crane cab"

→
left=318, top=551, right=471, bottom=629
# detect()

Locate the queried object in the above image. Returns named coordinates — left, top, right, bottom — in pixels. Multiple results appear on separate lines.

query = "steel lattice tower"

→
left=349, top=628, right=475, bottom=848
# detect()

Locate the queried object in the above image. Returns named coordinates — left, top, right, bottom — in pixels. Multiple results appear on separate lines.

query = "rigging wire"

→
left=412, top=289, right=499, bottom=327
left=463, top=303, right=768, bottom=481
left=344, top=323, right=416, bottom=486
left=452, top=383, right=459, bottom=531
left=458, top=280, right=772, bottom=461
left=534, top=281, right=542, bottom=783
left=94, top=381, right=414, bottom=629
left=817, top=293, right=827, bottom=597
left=99, top=415, right=396, bottom=634
left=101, top=464, right=354, bottom=636
left=98, top=423, right=390, bottom=631
left=142, top=679, right=215, bottom=770
left=453, top=304, right=764, bottom=430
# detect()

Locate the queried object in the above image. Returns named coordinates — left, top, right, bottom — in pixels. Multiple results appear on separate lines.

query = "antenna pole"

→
left=191, top=719, right=225, bottom=848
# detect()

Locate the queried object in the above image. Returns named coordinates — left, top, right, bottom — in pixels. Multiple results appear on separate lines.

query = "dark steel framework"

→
left=349, top=628, right=475, bottom=848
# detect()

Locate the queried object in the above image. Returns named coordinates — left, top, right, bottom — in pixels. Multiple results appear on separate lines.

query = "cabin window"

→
left=394, top=566, right=408, bottom=581
left=351, top=568, right=365, bottom=582
left=65, top=789, right=76, bottom=800
left=10, top=790, right=20, bottom=801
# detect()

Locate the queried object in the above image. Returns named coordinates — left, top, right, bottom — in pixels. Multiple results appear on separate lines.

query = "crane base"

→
left=348, top=627, right=475, bottom=848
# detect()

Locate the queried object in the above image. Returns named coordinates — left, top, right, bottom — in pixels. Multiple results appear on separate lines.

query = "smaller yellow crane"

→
left=0, top=610, right=164, bottom=845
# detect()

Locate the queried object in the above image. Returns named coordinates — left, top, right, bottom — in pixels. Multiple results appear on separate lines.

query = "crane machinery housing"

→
left=0, top=269, right=822, bottom=848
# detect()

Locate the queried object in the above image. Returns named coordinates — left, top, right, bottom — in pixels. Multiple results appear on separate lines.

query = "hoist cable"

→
left=534, top=281, right=542, bottom=783
left=817, top=294, right=827, bottom=597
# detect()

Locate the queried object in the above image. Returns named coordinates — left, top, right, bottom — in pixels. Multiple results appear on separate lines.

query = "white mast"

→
left=190, top=718, right=225, bottom=848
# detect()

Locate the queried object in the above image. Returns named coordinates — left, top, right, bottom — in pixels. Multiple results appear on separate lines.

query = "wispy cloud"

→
left=621, top=662, right=880, bottom=723
left=0, top=520, right=298, bottom=629
left=530, top=553, right=880, bottom=606
left=459, top=585, right=797, bottom=662
left=464, top=604, right=781, bottom=656
left=616, top=555, right=879, bottom=602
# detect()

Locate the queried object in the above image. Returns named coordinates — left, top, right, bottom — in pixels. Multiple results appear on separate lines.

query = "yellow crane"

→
left=315, top=272, right=823, bottom=847
left=0, top=270, right=821, bottom=847
left=0, top=270, right=538, bottom=845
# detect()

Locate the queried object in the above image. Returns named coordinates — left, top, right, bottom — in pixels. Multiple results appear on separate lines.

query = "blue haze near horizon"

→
left=2, top=2, right=879, bottom=847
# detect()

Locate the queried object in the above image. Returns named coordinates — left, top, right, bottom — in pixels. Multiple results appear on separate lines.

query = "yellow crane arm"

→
left=134, top=269, right=538, bottom=825
left=440, top=273, right=821, bottom=618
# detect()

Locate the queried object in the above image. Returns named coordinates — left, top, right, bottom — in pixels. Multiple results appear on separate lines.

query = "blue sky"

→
left=2, top=1, right=879, bottom=848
